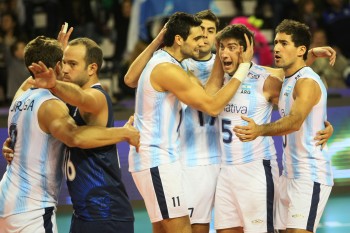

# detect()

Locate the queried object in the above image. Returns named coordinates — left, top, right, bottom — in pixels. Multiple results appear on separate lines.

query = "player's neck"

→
left=81, top=74, right=99, bottom=90
left=197, top=52, right=212, bottom=61
left=283, top=60, right=306, bottom=77
left=163, top=47, right=184, bottom=62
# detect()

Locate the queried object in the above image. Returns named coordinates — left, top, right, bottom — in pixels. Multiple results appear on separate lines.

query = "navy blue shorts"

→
left=69, top=215, right=134, bottom=233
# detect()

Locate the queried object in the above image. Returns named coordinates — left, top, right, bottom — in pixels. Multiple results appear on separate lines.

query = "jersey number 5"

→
left=222, top=119, right=233, bottom=143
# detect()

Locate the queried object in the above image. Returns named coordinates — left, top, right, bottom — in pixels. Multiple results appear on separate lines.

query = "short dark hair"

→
left=68, top=38, right=103, bottom=73
left=163, top=12, right=202, bottom=47
left=216, top=24, right=254, bottom=51
left=24, top=36, right=63, bottom=74
left=275, top=19, right=311, bottom=60
left=195, top=9, right=219, bottom=31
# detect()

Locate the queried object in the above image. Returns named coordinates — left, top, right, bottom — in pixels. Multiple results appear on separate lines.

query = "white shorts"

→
left=182, top=164, right=220, bottom=224
left=131, top=161, right=189, bottom=223
left=215, top=160, right=277, bottom=233
left=0, top=206, right=57, bottom=233
left=275, top=175, right=332, bottom=232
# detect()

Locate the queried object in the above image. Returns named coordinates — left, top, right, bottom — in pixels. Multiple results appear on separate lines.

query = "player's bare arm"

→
left=263, top=75, right=283, bottom=105
left=306, top=46, right=336, bottom=66
left=233, top=77, right=321, bottom=141
left=38, top=99, right=140, bottom=150
left=152, top=62, right=242, bottom=116
left=124, top=26, right=167, bottom=88
left=28, top=62, right=106, bottom=116
left=204, top=52, right=225, bottom=95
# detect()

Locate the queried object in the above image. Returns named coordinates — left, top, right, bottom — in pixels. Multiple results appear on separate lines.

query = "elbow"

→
left=65, top=135, right=87, bottom=149
left=201, top=102, right=220, bottom=117
left=207, top=109, right=220, bottom=117
left=124, top=74, right=137, bottom=88
left=290, top=120, right=303, bottom=132
left=291, top=124, right=302, bottom=132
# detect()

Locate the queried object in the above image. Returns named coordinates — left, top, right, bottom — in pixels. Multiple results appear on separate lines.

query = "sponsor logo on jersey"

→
left=247, top=71, right=260, bottom=79
left=224, top=103, right=248, bottom=114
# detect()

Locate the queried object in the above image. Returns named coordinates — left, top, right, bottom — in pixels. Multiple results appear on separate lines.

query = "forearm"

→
left=203, top=63, right=249, bottom=116
left=65, top=126, right=130, bottom=149
left=204, top=55, right=224, bottom=95
left=202, top=78, right=242, bottom=116
left=306, top=49, right=317, bottom=66
left=259, top=114, right=302, bottom=136
left=124, top=39, right=161, bottom=88
left=50, top=81, right=86, bottom=107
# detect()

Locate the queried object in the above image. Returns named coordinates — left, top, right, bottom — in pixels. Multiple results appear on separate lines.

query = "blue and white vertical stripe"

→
left=129, top=50, right=183, bottom=172
left=0, top=89, right=64, bottom=217
left=278, top=67, right=333, bottom=186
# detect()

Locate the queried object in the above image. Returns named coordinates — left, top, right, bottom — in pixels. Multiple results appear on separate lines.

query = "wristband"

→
left=233, top=63, right=250, bottom=82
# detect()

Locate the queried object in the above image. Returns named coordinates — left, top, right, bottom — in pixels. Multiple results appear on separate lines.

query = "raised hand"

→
left=240, top=33, right=254, bottom=64
left=154, top=22, right=167, bottom=48
left=310, top=46, right=337, bottom=66
left=28, top=61, right=58, bottom=89
left=57, top=23, right=73, bottom=50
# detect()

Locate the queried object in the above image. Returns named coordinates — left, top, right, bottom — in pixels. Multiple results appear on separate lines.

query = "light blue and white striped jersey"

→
left=0, top=88, right=65, bottom=217
left=278, top=67, right=333, bottom=186
left=180, top=54, right=221, bottom=166
left=219, top=63, right=277, bottom=165
left=129, top=50, right=183, bottom=172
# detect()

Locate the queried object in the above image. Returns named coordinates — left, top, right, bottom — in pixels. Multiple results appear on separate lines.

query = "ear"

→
left=54, top=61, right=62, bottom=76
left=174, top=35, right=183, bottom=46
left=297, top=45, right=307, bottom=58
left=88, top=63, right=98, bottom=76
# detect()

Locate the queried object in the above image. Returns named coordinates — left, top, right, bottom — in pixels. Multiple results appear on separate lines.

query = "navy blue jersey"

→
left=65, top=84, right=134, bottom=222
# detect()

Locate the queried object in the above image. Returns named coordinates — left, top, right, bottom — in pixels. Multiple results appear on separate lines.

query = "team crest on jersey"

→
left=240, top=84, right=251, bottom=94
left=283, top=85, right=293, bottom=96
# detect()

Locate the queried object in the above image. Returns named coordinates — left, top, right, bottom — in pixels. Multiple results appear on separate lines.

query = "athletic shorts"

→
left=0, top=206, right=57, bottom=233
left=69, top=215, right=134, bottom=233
left=275, top=175, right=332, bottom=232
left=215, top=160, right=277, bottom=233
left=182, top=164, right=220, bottom=224
left=132, top=161, right=189, bottom=223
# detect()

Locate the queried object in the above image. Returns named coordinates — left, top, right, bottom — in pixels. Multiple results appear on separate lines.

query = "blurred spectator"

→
left=0, top=11, right=25, bottom=47
left=113, top=0, right=131, bottom=64
left=310, top=28, right=349, bottom=88
left=255, top=0, right=298, bottom=28
left=230, top=16, right=274, bottom=66
left=23, top=0, right=61, bottom=39
left=231, top=0, right=243, bottom=16
left=0, top=11, right=26, bottom=102
left=297, top=0, right=321, bottom=33
left=322, top=0, right=350, bottom=58
left=6, top=39, right=29, bottom=100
